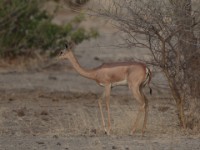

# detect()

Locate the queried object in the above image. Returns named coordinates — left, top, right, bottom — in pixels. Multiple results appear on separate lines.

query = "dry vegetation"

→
left=97, top=0, right=200, bottom=130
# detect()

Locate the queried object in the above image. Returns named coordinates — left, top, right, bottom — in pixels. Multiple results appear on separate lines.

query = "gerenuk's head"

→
left=58, top=42, right=75, bottom=60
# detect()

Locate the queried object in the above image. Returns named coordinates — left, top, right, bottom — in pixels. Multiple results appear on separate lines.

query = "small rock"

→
left=52, top=98, right=59, bottom=102
left=112, top=145, right=117, bottom=149
left=48, top=76, right=57, bottom=80
left=40, top=111, right=48, bottom=115
left=36, top=141, right=44, bottom=145
left=53, top=135, right=58, bottom=139
left=57, top=142, right=61, bottom=146
left=90, top=128, right=97, bottom=134
left=8, top=98, right=14, bottom=102
left=17, top=109, right=25, bottom=117
left=94, top=57, right=100, bottom=61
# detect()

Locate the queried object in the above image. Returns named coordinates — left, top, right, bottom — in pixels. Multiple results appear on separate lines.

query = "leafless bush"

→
left=97, top=0, right=200, bottom=130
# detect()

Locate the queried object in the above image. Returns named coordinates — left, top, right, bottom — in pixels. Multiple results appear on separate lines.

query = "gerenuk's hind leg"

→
left=129, top=84, right=146, bottom=135
left=142, top=93, right=148, bottom=135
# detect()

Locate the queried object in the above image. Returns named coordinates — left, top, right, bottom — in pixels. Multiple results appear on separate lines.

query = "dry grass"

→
left=0, top=90, right=200, bottom=150
left=0, top=90, right=184, bottom=137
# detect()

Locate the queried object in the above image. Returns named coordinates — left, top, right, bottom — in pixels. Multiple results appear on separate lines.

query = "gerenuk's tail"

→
left=144, top=67, right=152, bottom=95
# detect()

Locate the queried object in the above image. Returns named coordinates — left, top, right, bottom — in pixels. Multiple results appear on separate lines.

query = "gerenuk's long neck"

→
left=67, top=51, right=96, bottom=80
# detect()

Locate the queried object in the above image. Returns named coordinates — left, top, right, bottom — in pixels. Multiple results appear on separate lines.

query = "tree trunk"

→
left=163, top=70, right=186, bottom=128
left=170, top=0, right=200, bottom=129
left=174, top=91, right=186, bottom=128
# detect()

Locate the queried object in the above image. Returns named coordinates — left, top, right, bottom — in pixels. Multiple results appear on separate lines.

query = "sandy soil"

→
left=0, top=56, right=199, bottom=150
left=0, top=1, right=200, bottom=150
left=0, top=66, right=200, bottom=150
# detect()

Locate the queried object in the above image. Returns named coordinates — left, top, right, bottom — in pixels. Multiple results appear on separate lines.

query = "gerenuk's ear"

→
left=68, top=41, right=75, bottom=49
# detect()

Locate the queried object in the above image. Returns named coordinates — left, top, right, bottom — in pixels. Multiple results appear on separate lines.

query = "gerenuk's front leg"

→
left=105, top=84, right=111, bottom=135
left=98, top=92, right=107, bottom=134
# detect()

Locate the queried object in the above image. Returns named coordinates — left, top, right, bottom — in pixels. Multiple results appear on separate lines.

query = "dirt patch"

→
left=0, top=89, right=199, bottom=149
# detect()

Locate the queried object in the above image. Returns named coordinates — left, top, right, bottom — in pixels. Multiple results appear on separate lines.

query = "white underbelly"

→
left=99, top=79, right=128, bottom=87
left=112, top=79, right=128, bottom=87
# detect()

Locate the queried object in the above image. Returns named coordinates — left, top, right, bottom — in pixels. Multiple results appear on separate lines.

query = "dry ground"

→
left=0, top=69, right=199, bottom=150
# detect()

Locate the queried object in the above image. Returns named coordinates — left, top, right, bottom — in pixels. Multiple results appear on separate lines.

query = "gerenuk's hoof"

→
left=104, top=129, right=110, bottom=135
